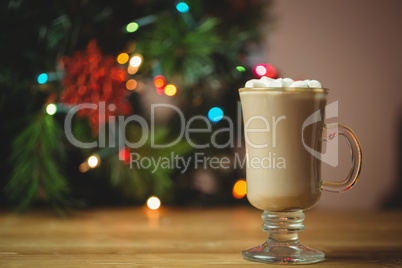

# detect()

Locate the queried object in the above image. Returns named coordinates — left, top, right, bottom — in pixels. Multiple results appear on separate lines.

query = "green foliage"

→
left=1, top=0, right=269, bottom=212
left=100, top=125, right=193, bottom=202
left=5, top=115, right=70, bottom=214
left=138, top=17, right=221, bottom=86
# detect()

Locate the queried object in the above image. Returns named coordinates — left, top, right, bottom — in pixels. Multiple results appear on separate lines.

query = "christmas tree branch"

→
left=5, top=114, right=71, bottom=214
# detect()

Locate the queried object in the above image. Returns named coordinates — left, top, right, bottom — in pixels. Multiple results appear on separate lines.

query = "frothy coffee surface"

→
left=240, top=78, right=326, bottom=212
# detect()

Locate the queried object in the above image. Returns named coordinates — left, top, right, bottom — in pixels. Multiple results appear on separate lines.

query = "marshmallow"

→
left=245, top=79, right=268, bottom=88
left=281, top=78, right=294, bottom=87
left=260, top=76, right=283, bottom=87
left=289, top=80, right=309, bottom=87
left=307, top=79, right=322, bottom=88
left=260, top=76, right=274, bottom=83
left=265, top=78, right=283, bottom=87
left=244, top=77, right=323, bottom=88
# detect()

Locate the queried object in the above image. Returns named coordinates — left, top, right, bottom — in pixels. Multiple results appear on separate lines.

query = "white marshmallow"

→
left=307, top=80, right=322, bottom=88
left=265, top=78, right=283, bottom=87
left=245, top=79, right=267, bottom=88
left=244, top=77, right=323, bottom=88
left=260, top=76, right=274, bottom=83
left=281, top=78, right=294, bottom=87
left=289, top=80, right=309, bottom=88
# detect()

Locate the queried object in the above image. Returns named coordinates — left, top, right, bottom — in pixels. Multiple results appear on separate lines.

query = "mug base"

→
left=242, top=241, right=325, bottom=264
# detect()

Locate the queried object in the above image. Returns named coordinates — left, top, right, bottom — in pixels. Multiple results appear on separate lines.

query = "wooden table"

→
left=0, top=207, right=401, bottom=267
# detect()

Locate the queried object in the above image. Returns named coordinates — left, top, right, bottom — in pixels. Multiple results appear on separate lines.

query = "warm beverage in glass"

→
left=239, top=77, right=362, bottom=264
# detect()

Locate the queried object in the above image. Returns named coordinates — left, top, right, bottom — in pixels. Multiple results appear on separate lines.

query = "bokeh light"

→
left=153, top=75, right=165, bottom=89
left=117, top=53, right=129, bottom=64
left=127, top=66, right=138, bottom=75
left=126, top=22, right=139, bottom=33
left=176, top=2, right=189, bottom=13
left=233, top=179, right=247, bottom=199
left=37, top=73, right=48, bottom=84
left=130, top=55, right=142, bottom=67
left=254, top=64, right=267, bottom=77
left=119, top=147, right=130, bottom=165
left=126, top=79, right=137, bottom=90
left=236, top=66, right=246, bottom=72
left=264, top=63, right=278, bottom=78
left=252, top=63, right=278, bottom=78
left=164, top=84, right=177, bottom=96
left=156, top=88, right=164, bottom=95
left=87, top=155, right=100, bottom=168
left=147, top=196, right=161, bottom=210
left=46, top=103, right=57, bottom=115
left=208, top=107, right=224, bottom=123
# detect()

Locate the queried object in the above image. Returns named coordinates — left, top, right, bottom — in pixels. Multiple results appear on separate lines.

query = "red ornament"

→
left=61, top=40, right=132, bottom=135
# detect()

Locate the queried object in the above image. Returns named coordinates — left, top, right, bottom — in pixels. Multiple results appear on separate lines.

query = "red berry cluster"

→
left=61, top=40, right=132, bottom=135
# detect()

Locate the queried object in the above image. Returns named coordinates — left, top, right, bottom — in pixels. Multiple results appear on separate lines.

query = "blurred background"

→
left=267, top=0, right=402, bottom=210
left=1, top=0, right=401, bottom=214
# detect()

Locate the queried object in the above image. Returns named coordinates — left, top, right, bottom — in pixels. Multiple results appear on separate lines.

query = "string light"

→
left=127, top=66, right=138, bottom=75
left=37, top=73, right=48, bottom=84
left=129, top=55, right=142, bottom=68
left=153, top=75, right=165, bottom=89
left=264, top=63, right=278, bottom=78
left=117, top=53, right=129, bottom=64
left=126, top=79, right=137, bottom=90
left=119, top=147, right=130, bottom=165
left=208, top=107, right=224, bottom=123
left=87, top=155, right=100, bottom=168
left=176, top=2, right=189, bottom=13
left=252, top=63, right=278, bottom=78
left=253, top=64, right=267, bottom=77
left=236, top=66, right=246, bottom=72
left=233, top=179, right=247, bottom=199
left=147, top=196, right=161, bottom=210
left=164, top=84, right=177, bottom=96
left=126, top=22, right=139, bottom=33
left=156, top=88, right=164, bottom=95
left=46, top=103, right=57, bottom=115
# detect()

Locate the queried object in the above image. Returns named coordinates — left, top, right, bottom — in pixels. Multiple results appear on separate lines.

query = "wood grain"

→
left=0, top=207, right=401, bottom=267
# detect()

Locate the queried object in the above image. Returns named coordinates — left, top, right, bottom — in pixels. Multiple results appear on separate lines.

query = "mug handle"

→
left=321, top=123, right=362, bottom=193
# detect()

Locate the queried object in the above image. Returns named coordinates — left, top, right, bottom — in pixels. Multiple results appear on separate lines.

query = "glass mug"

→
left=239, top=86, right=362, bottom=264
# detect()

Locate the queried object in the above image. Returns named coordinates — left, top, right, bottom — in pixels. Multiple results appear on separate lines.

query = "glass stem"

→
left=262, top=210, right=305, bottom=244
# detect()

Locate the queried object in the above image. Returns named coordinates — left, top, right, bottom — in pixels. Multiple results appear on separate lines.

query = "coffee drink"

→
left=239, top=77, right=362, bottom=264
left=239, top=87, right=327, bottom=211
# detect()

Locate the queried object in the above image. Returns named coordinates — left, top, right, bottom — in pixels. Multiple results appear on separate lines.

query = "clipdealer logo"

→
left=64, top=101, right=339, bottom=171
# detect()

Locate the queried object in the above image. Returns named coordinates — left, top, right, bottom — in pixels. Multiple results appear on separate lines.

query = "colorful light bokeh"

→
left=264, top=63, right=278, bottom=78
left=126, top=79, right=137, bottom=90
left=126, top=22, right=139, bottom=33
left=252, top=63, right=278, bottom=78
left=37, top=73, right=48, bottom=84
left=164, top=84, right=177, bottom=96
left=254, top=64, right=267, bottom=77
left=208, top=107, right=224, bottom=123
left=176, top=2, right=189, bottom=13
left=117, top=53, right=129, bottom=64
left=236, top=66, right=246, bottom=72
left=87, top=155, right=100, bottom=168
left=119, top=147, right=131, bottom=165
left=130, top=55, right=142, bottom=68
left=233, top=179, right=247, bottom=199
left=156, top=88, right=164, bottom=95
left=127, top=66, right=138, bottom=75
left=147, top=196, right=161, bottom=210
left=153, top=75, right=166, bottom=89
left=46, top=103, right=57, bottom=115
